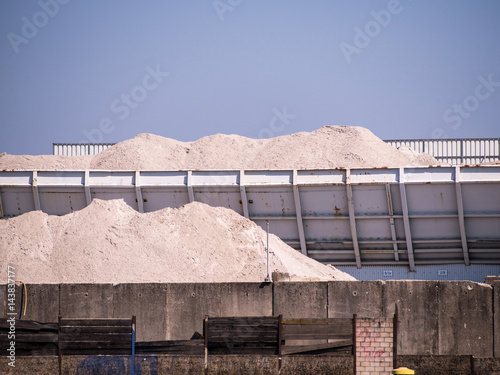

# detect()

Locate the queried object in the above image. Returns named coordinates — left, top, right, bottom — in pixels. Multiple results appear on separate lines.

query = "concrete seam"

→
left=326, top=282, right=329, bottom=319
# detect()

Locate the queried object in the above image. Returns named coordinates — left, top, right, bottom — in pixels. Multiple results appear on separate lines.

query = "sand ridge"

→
left=0, top=199, right=355, bottom=283
left=0, top=126, right=438, bottom=170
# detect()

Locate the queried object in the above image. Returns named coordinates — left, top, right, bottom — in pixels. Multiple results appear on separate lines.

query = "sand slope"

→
left=0, top=199, right=355, bottom=283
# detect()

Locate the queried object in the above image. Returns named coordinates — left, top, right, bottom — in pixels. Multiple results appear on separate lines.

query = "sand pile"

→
left=0, top=199, right=355, bottom=283
left=0, top=126, right=438, bottom=170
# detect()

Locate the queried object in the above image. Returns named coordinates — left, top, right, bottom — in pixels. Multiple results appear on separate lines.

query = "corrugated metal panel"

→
left=336, top=264, right=500, bottom=282
left=385, top=138, right=500, bottom=165
left=52, top=143, right=116, bottom=156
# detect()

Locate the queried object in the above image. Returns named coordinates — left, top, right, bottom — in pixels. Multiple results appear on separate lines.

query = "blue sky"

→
left=1, top=0, right=499, bottom=155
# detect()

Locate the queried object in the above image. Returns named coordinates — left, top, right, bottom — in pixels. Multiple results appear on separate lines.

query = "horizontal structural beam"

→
left=1, top=167, right=499, bottom=267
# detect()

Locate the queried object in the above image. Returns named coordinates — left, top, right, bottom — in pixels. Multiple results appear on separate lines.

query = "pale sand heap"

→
left=0, top=199, right=355, bottom=283
left=0, top=126, right=438, bottom=170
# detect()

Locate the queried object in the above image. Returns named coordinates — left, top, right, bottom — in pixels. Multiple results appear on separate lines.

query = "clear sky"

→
left=1, top=0, right=499, bottom=155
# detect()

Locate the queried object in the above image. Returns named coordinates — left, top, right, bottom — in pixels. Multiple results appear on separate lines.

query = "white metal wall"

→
left=386, top=138, right=500, bottom=165
left=52, top=143, right=115, bottom=156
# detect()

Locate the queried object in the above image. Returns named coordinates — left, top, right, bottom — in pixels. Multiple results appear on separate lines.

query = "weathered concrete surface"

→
left=59, top=284, right=113, bottom=318
left=0, top=356, right=59, bottom=375
left=495, top=281, right=500, bottom=358
left=1, top=284, right=58, bottom=322
left=273, top=282, right=328, bottom=347
left=437, top=281, right=493, bottom=357
left=113, top=283, right=168, bottom=341
left=397, top=355, right=471, bottom=375
left=0, top=285, right=5, bottom=318
left=157, top=356, right=204, bottom=374
left=166, top=283, right=222, bottom=340
left=220, top=283, right=273, bottom=317
left=474, top=356, right=500, bottom=373
left=23, top=284, right=59, bottom=322
left=273, top=282, right=327, bottom=318
left=208, top=355, right=278, bottom=375
left=280, top=355, right=352, bottom=375
left=328, top=280, right=384, bottom=318
left=484, top=276, right=500, bottom=285
left=384, top=281, right=439, bottom=355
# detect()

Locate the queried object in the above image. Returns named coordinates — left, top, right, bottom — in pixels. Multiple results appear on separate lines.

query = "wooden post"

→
left=278, top=314, right=283, bottom=356
left=131, top=316, right=136, bottom=375
left=204, top=315, right=208, bottom=375
left=58, top=315, right=62, bottom=375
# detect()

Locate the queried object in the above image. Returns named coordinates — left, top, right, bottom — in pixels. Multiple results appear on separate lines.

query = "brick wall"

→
left=355, top=318, right=393, bottom=375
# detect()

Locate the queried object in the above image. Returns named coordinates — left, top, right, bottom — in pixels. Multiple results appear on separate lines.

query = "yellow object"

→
left=392, top=367, right=415, bottom=375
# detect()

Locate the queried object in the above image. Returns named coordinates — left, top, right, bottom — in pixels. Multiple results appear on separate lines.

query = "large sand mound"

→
left=0, top=199, right=355, bottom=283
left=0, top=126, right=438, bottom=170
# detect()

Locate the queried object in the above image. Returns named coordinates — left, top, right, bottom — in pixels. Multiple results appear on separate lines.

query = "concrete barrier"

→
left=59, top=284, right=114, bottom=318
left=0, top=281, right=497, bottom=356
left=437, top=281, right=493, bottom=357
left=273, top=282, right=327, bottom=318
left=112, top=283, right=168, bottom=342
left=23, top=284, right=59, bottom=323
left=279, top=355, right=352, bottom=375
left=384, top=281, right=439, bottom=355
left=0, top=356, right=58, bottom=375
left=328, top=280, right=384, bottom=318
left=166, top=283, right=222, bottom=340
left=208, top=355, right=278, bottom=375
left=494, top=280, right=500, bottom=358
left=397, top=355, right=471, bottom=375
left=219, top=283, right=273, bottom=317
left=166, top=283, right=273, bottom=341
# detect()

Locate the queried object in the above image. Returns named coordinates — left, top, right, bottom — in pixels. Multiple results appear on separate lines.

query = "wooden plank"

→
left=282, top=324, right=352, bottom=336
left=0, top=319, right=58, bottom=331
left=0, top=333, right=58, bottom=343
left=283, top=333, right=353, bottom=341
left=60, top=333, right=131, bottom=342
left=281, top=318, right=352, bottom=326
left=59, top=319, right=132, bottom=327
left=61, top=348, right=133, bottom=356
left=59, top=341, right=132, bottom=350
left=59, top=326, right=132, bottom=334
left=280, top=340, right=353, bottom=355
left=11, top=343, right=58, bottom=356
left=136, top=340, right=204, bottom=355
left=209, top=347, right=277, bottom=355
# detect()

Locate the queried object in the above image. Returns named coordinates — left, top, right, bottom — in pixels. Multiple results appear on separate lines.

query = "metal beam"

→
left=187, top=170, right=194, bottom=203
left=385, top=183, right=399, bottom=261
left=239, top=170, right=249, bottom=219
left=346, top=169, right=362, bottom=268
left=84, top=170, right=92, bottom=206
left=0, top=188, right=4, bottom=218
left=399, top=168, right=415, bottom=271
left=292, top=170, right=307, bottom=256
left=32, top=170, right=41, bottom=211
left=135, top=171, right=144, bottom=213
left=455, top=166, right=470, bottom=265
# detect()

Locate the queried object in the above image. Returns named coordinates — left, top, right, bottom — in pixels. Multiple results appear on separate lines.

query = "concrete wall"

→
left=0, top=355, right=354, bottom=375
left=2, top=354, right=499, bottom=375
left=1, top=280, right=496, bottom=357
